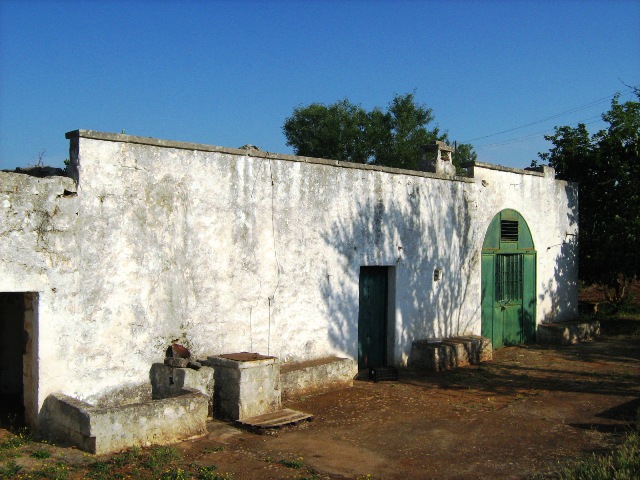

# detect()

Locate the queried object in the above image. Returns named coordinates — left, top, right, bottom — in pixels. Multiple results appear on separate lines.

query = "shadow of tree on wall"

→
left=538, top=182, right=580, bottom=323
left=319, top=178, right=481, bottom=364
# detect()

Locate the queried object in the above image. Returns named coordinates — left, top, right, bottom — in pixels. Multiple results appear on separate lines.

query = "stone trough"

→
left=39, top=347, right=215, bottom=455
left=39, top=389, right=208, bottom=455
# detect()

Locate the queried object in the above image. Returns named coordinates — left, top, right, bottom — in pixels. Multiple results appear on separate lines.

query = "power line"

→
left=474, top=115, right=604, bottom=149
left=461, top=88, right=633, bottom=144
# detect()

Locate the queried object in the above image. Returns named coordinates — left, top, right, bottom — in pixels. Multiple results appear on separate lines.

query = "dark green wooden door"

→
left=358, top=267, right=388, bottom=369
left=494, top=254, right=524, bottom=346
left=481, top=210, right=536, bottom=349
left=522, top=253, right=537, bottom=343
left=481, top=253, right=496, bottom=345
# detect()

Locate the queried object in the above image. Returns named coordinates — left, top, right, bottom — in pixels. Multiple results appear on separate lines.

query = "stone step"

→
left=537, top=320, right=600, bottom=345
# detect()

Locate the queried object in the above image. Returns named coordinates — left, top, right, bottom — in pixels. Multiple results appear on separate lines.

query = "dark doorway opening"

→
left=0, top=293, right=32, bottom=427
left=358, top=267, right=390, bottom=370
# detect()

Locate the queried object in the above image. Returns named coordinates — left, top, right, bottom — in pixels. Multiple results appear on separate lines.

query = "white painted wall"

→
left=0, top=131, right=578, bottom=423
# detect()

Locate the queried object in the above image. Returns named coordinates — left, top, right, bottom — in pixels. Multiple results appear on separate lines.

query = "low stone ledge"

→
left=537, top=320, right=601, bottom=345
left=281, top=357, right=357, bottom=400
left=39, top=389, right=208, bottom=455
left=409, top=335, right=492, bottom=372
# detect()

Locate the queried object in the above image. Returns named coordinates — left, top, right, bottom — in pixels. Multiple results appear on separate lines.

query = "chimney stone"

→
left=419, top=141, right=456, bottom=176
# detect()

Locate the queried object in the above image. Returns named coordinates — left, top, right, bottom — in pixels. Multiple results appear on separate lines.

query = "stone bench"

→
left=537, top=320, right=600, bottom=345
left=409, top=335, right=492, bottom=372
left=280, top=357, right=356, bottom=400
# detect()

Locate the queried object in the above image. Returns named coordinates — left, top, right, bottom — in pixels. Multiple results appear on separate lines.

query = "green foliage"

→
left=368, top=92, right=440, bottom=170
left=283, top=93, right=475, bottom=172
left=452, top=142, right=477, bottom=175
left=26, top=462, right=70, bottom=480
left=202, top=446, right=224, bottom=454
left=144, top=445, right=181, bottom=470
left=0, top=461, right=22, bottom=479
left=555, top=426, right=640, bottom=479
left=29, top=448, right=51, bottom=459
left=198, top=465, right=231, bottom=480
left=283, top=99, right=370, bottom=163
left=112, top=445, right=141, bottom=468
left=87, top=460, right=110, bottom=479
left=159, top=467, right=190, bottom=480
left=0, top=431, right=31, bottom=461
left=279, top=457, right=304, bottom=468
left=535, top=89, right=640, bottom=303
left=197, top=470, right=233, bottom=480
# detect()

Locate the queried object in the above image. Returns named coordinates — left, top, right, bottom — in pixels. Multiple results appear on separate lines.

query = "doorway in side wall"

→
left=358, top=267, right=395, bottom=369
left=0, top=292, right=38, bottom=428
left=481, top=210, right=536, bottom=349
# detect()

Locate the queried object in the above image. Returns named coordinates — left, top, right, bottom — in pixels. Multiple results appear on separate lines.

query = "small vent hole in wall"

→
left=501, top=220, right=519, bottom=242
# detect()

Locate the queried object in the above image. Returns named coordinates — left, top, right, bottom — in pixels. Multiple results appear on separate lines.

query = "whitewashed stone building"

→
left=1, top=130, right=578, bottom=431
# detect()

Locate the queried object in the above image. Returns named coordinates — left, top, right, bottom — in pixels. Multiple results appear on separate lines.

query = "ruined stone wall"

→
left=0, top=172, right=77, bottom=289
left=0, top=172, right=78, bottom=425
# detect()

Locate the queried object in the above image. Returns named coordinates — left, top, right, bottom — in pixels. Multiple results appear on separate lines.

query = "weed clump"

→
left=554, top=424, right=640, bottom=479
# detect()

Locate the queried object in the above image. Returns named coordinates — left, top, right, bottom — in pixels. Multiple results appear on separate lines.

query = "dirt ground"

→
left=191, top=335, right=639, bottom=480
left=4, top=333, right=638, bottom=480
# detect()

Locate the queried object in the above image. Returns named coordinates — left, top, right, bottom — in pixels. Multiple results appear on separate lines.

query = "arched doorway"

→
left=481, top=209, right=536, bottom=348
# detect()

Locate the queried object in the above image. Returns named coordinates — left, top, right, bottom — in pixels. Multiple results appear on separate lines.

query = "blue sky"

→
left=1, top=0, right=638, bottom=171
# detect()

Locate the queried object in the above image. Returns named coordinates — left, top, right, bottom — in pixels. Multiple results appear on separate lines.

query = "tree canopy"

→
left=533, top=89, right=640, bottom=303
left=283, top=93, right=476, bottom=173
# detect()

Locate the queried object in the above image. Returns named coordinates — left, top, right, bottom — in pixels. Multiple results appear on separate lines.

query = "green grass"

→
left=559, top=429, right=640, bottom=480
left=19, top=462, right=71, bottom=480
left=197, top=466, right=227, bottom=480
left=0, top=431, right=31, bottom=461
left=547, top=425, right=640, bottom=480
left=199, top=473, right=233, bottom=480
left=158, top=467, right=191, bottom=480
left=86, top=460, right=111, bottom=480
left=111, top=445, right=141, bottom=468
left=144, top=445, right=182, bottom=471
left=85, top=445, right=184, bottom=479
left=279, top=457, right=304, bottom=468
left=29, top=448, right=51, bottom=459
left=0, top=461, right=23, bottom=479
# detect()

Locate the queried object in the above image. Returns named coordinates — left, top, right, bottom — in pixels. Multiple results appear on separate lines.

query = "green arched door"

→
left=481, top=210, right=536, bottom=348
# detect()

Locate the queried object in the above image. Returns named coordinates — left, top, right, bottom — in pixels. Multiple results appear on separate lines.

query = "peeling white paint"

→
left=0, top=131, right=578, bottom=426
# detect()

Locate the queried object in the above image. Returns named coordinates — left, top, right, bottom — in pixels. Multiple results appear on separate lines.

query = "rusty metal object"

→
left=218, top=352, right=275, bottom=362
left=171, top=343, right=191, bottom=358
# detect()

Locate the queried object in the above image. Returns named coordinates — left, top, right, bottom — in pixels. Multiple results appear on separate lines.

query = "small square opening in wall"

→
left=501, top=220, right=519, bottom=242
left=433, top=268, right=443, bottom=281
